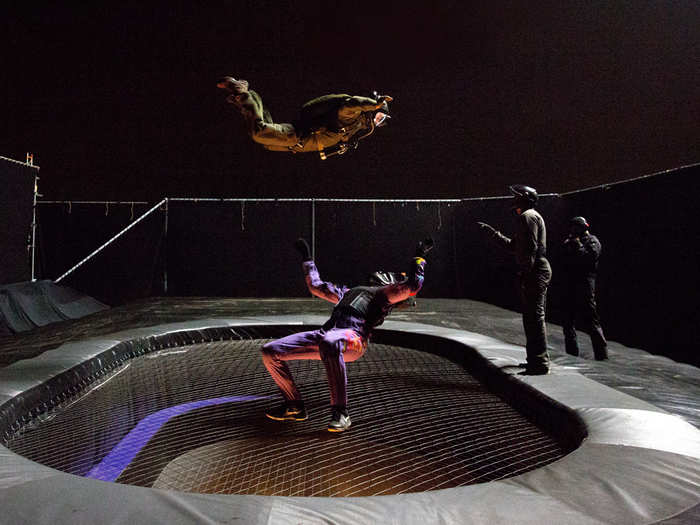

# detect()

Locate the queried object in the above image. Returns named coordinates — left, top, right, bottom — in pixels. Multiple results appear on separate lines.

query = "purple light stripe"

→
left=85, top=395, right=271, bottom=482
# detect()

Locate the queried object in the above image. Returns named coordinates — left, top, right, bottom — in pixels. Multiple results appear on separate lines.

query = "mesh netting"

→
left=6, top=339, right=566, bottom=496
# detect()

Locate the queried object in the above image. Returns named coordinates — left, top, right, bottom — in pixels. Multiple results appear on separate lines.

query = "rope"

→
left=0, top=155, right=40, bottom=169
left=168, top=197, right=462, bottom=203
left=558, top=162, right=700, bottom=196
left=38, top=201, right=149, bottom=205
left=55, top=198, right=167, bottom=283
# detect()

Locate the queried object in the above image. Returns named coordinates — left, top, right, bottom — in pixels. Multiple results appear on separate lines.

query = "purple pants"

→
left=261, top=328, right=367, bottom=407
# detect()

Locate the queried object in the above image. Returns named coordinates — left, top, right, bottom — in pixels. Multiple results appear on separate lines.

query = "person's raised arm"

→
left=383, top=238, right=433, bottom=304
left=477, top=221, right=513, bottom=252
left=295, top=238, right=345, bottom=304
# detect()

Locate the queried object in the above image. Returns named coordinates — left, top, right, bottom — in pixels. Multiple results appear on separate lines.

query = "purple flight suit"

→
left=261, top=257, right=426, bottom=408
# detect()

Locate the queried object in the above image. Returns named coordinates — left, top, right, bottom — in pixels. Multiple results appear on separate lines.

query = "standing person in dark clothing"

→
left=217, top=76, right=392, bottom=159
left=261, top=237, right=433, bottom=432
left=561, top=216, right=608, bottom=360
left=477, top=185, right=552, bottom=375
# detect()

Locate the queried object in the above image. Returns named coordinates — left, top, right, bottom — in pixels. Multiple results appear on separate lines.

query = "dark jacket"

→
left=562, top=233, right=601, bottom=278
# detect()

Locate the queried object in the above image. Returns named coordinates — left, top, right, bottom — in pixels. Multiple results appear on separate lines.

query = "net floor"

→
left=7, top=339, right=567, bottom=497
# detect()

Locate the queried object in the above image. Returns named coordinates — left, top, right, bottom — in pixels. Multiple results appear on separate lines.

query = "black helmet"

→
left=367, top=270, right=415, bottom=309
left=570, top=216, right=590, bottom=234
left=570, top=216, right=589, bottom=229
left=368, top=270, right=407, bottom=286
left=509, top=184, right=538, bottom=208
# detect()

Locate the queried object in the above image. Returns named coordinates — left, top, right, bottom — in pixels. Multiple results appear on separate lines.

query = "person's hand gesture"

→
left=477, top=222, right=496, bottom=235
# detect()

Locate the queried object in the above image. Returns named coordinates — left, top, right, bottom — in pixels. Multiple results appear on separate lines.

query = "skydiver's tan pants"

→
left=231, top=90, right=300, bottom=150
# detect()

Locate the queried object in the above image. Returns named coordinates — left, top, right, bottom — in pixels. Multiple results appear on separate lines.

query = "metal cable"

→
left=54, top=198, right=167, bottom=283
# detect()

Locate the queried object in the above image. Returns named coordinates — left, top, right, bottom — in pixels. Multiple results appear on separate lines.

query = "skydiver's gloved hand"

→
left=477, top=222, right=497, bottom=235
left=415, top=237, right=435, bottom=258
left=294, top=238, right=312, bottom=262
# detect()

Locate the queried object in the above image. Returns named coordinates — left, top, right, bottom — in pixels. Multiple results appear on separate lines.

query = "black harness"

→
left=332, top=286, right=389, bottom=328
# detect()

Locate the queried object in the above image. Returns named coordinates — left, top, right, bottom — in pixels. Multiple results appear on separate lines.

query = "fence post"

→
left=311, top=199, right=316, bottom=259
left=163, top=198, right=169, bottom=295
left=30, top=171, right=40, bottom=282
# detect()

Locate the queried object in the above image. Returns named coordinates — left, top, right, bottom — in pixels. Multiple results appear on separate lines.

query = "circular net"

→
left=6, top=339, right=566, bottom=496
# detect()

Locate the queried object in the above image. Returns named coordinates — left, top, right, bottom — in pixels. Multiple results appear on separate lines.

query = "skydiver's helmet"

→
left=569, top=216, right=590, bottom=236
left=372, top=90, right=391, bottom=128
left=367, top=270, right=416, bottom=308
left=368, top=271, right=407, bottom=286
left=509, top=184, right=539, bottom=211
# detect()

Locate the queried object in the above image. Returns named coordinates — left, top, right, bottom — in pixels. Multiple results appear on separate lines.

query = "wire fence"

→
left=23, top=162, right=700, bottom=366
left=30, top=161, right=700, bottom=287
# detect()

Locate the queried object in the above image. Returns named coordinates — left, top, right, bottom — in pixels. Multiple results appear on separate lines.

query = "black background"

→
left=2, top=1, right=699, bottom=200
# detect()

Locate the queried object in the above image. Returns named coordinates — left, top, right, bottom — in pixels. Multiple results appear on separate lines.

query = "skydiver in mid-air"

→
left=217, top=76, right=392, bottom=160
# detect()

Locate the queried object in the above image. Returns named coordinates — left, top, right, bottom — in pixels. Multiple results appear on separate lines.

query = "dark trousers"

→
left=519, top=258, right=552, bottom=370
left=563, top=276, right=608, bottom=360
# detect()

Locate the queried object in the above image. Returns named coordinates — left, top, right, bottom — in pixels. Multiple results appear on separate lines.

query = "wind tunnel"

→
left=5, top=165, right=700, bottom=522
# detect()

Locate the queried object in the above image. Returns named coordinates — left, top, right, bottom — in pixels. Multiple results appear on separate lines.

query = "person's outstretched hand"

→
left=477, top=222, right=496, bottom=234
left=294, top=238, right=312, bottom=261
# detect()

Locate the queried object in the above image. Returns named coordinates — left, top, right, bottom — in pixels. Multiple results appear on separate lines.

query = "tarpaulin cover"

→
left=0, top=280, right=108, bottom=334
